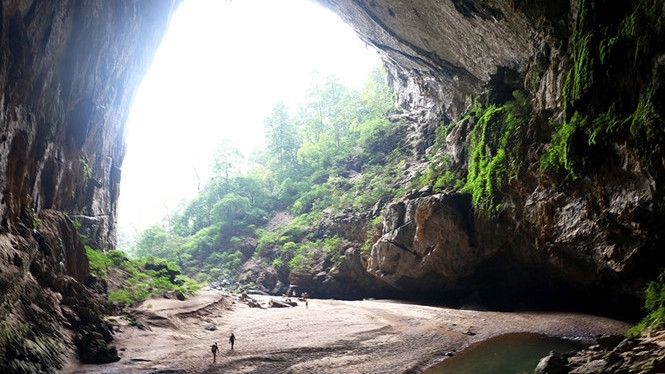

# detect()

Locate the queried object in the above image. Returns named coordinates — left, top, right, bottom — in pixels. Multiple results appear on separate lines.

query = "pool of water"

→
left=423, top=332, right=585, bottom=374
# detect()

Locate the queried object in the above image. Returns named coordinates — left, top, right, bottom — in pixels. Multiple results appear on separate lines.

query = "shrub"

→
left=628, top=271, right=665, bottom=336
left=86, top=248, right=200, bottom=306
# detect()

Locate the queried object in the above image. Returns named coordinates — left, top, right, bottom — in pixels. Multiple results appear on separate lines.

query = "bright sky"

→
left=118, top=0, right=381, bottom=239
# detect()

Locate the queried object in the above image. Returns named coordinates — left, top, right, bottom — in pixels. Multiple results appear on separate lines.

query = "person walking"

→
left=229, top=333, right=236, bottom=350
left=211, top=342, right=218, bottom=363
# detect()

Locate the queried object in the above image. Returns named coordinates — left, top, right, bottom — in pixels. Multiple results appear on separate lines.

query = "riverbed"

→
left=59, top=288, right=630, bottom=373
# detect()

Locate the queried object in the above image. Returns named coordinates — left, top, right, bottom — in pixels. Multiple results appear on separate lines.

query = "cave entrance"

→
left=118, top=0, right=380, bottom=250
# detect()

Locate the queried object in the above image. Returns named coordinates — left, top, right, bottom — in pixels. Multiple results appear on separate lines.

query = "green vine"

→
left=542, top=0, right=665, bottom=177
left=79, top=156, right=92, bottom=180
left=461, top=92, right=528, bottom=212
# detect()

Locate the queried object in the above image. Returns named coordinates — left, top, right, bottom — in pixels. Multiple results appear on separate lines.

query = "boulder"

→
left=163, top=290, right=186, bottom=301
left=269, top=299, right=295, bottom=308
left=535, top=352, right=569, bottom=374
left=76, top=332, right=120, bottom=364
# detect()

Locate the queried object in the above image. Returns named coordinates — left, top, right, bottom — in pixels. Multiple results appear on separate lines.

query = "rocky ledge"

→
left=536, top=333, right=665, bottom=374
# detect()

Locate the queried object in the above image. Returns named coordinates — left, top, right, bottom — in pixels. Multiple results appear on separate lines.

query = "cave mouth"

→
left=119, top=0, right=380, bottom=241
left=418, top=265, right=641, bottom=322
left=375, top=279, right=642, bottom=322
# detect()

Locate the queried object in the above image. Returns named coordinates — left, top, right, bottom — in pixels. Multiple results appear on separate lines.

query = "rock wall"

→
left=1, top=0, right=177, bottom=250
left=318, top=0, right=535, bottom=156
left=317, top=0, right=665, bottom=317
left=0, top=1, right=178, bottom=371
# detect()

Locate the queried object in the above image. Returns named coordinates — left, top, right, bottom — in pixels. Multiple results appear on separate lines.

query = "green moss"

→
left=463, top=93, right=527, bottom=211
left=543, top=0, right=665, bottom=177
left=630, top=72, right=665, bottom=140
left=86, top=245, right=112, bottom=277
left=564, top=31, right=595, bottom=110
left=540, top=112, right=586, bottom=176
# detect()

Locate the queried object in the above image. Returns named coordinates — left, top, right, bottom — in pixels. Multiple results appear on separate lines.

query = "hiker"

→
left=229, top=333, right=236, bottom=350
left=211, top=342, right=218, bottom=363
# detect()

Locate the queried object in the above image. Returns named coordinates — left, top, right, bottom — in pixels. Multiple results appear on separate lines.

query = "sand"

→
left=59, top=287, right=630, bottom=374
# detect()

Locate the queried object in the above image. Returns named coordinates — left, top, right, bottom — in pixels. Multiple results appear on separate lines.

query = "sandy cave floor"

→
left=59, top=288, right=630, bottom=374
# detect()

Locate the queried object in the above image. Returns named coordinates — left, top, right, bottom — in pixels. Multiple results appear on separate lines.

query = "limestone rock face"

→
left=0, top=1, right=178, bottom=371
left=536, top=334, right=665, bottom=374
left=318, top=0, right=536, bottom=157
left=1, top=0, right=177, bottom=250
left=1, top=209, right=118, bottom=370
left=367, top=194, right=482, bottom=286
left=316, top=0, right=665, bottom=316
left=321, top=0, right=531, bottom=116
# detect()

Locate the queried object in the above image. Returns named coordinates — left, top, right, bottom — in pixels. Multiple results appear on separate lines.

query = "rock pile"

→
left=536, top=333, right=665, bottom=374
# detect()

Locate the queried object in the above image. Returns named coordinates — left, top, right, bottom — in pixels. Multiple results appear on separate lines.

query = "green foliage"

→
left=265, top=101, right=301, bottom=175
left=628, top=270, right=665, bottom=336
left=413, top=119, right=454, bottom=191
left=86, top=245, right=112, bottom=277
left=463, top=93, right=527, bottom=211
left=288, top=250, right=316, bottom=272
left=108, top=289, right=139, bottom=305
left=361, top=216, right=382, bottom=254
left=128, top=66, right=400, bottom=284
left=86, top=247, right=200, bottom=306
left=79, top=156, right=92, bottom=180
left=540, top=112, right=586, bottom=176
left=544, top=0, right=665, bottom=177
left=133, top=225, right=187, bottom=264
left=321, top=235, right=343, bottom=262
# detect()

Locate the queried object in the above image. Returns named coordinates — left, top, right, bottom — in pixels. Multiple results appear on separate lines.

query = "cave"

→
left=1, top=0, right=665, bottom=372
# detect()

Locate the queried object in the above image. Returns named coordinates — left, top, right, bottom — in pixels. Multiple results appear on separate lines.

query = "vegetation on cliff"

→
left=413, top=90, right=530, bottom=213
left=542, top=0, right=665, bottom=178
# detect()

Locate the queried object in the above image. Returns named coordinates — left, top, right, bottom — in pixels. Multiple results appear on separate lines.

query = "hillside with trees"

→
left=131, top=67, right=406, bottom=295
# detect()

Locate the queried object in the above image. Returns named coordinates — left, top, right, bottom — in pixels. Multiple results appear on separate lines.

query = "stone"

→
left=76, top=332, right=120, bottom=364
left=269, top=299, right=295, bottom=308
left=163, top=290, right=186, bottom=301
left=145, top=262, right=181, bottom=283
left=596, top=335, right=626, bottom=351
left=535, top=352, right=568, bottom=374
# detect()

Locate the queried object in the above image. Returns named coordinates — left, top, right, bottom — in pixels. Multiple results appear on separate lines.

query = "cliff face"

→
left=0, top=1, right=178, bottom=371
left=2, top=0, right=177, bottom=250
left=319, top=0, right=537, bottom=156
left=317, top=0, right=665, bottom=316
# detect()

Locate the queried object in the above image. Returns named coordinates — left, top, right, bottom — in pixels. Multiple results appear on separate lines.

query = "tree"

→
left=300, top=73, right=352, bottom=146
left=210, top=193, right=251, bottom=232
left=264, top=101, right=300, bottom=170
left=211, top=139, right=243, bottom=187
left=133, top=225, right=187, bottom=269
